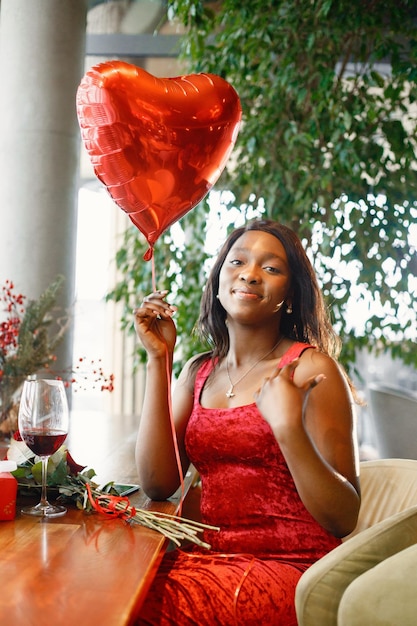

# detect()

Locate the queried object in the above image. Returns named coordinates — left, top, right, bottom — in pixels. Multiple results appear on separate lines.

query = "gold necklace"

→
left=225, top=336, right=284, bottom=398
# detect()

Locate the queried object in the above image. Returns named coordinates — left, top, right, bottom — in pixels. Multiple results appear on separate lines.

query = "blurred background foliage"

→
left=107, top=0, right=417, bottom=379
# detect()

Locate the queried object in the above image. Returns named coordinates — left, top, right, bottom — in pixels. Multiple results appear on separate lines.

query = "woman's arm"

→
left=135, top=357, right=195, bottom=500
left=133, top=292, right=194, bottom=500
left=255, top=350, right=361, bottom=538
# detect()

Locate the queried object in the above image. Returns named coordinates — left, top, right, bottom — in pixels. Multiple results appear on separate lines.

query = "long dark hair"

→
left=195, top=219, right=341, bottom=368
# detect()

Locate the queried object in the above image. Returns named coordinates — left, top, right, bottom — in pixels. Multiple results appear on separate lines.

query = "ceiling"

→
left=86, top=0, right=181, bottom=59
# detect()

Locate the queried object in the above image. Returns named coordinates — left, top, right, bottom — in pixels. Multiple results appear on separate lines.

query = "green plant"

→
left=107, top=203, right=214, bottom=378
left=0, top=276, right=67, bottom=424
left=107, top=0, right=417, bottom=377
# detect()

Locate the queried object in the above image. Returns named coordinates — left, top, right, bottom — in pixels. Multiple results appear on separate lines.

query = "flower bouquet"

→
left=0, top=277, right=114, bottom=437
left=8, top=436, right=216, bottom=548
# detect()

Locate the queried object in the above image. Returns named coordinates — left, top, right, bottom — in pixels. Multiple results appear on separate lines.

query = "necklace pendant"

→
left=225, top=335, right=284, bottom=400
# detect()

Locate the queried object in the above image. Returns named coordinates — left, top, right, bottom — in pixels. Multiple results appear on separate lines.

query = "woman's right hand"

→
left=133, top=290, right=177, bottom=358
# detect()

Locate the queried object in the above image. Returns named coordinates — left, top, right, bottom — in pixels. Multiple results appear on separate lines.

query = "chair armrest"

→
left=295, top=505, right=417, bottom=626
left=338, top=542, right=417, bottom=625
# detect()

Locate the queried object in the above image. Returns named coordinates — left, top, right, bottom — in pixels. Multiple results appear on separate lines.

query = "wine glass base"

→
left=21, top=501, right=67, bottom=518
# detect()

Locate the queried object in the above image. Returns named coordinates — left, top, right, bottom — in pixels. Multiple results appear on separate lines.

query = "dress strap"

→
left=193, top=358, right=214, bottom=404
left=278, top=342, right=315, bottom=368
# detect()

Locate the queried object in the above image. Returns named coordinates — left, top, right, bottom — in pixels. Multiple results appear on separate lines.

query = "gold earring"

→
left=286, top=304, right=292, bottom=314
left=273, top=300, right=284, bottom=312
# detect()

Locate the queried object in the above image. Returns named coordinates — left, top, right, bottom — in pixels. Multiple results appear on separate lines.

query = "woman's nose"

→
left=239, top=268, right=260, bottom=283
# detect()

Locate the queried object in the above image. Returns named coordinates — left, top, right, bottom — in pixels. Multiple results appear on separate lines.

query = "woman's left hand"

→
left=254, top=359, right=325, bottom=439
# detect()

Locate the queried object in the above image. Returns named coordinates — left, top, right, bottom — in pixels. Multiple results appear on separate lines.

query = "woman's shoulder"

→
left=293, top=342, right=349, bottom=383
left=183, top=351, right=213, bottom=372
left=278, top=341, right=316, bottom=367
left=281, top=341, right=345, bottom=377
left=177, top=351, right=213, bottom=392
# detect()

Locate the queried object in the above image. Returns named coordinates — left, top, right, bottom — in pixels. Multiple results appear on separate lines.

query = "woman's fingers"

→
left=268, top=358, right=325, bottom=389
left=133, top=290, right=178, bottom=355
left=254, top=359, right=326, bottom=399
left=305, top=373, right=326, bottom=389
left=134, top=291, right=177, bottom=320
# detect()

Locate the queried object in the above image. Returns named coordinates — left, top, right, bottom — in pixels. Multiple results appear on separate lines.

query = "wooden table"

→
left=0, top=410, right=193, bottom=625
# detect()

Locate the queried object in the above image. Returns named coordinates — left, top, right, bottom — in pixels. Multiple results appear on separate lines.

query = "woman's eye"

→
left=264, top=266, right=280, bottom=273
left=230, top=259, right=243, bottom=266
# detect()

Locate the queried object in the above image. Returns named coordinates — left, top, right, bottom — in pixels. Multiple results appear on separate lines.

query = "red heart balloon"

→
left=76, top=61, right=242, bottom=259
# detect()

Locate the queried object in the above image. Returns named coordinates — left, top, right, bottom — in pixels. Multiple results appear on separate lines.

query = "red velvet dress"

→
left=137, top=343, right=341, bottom=626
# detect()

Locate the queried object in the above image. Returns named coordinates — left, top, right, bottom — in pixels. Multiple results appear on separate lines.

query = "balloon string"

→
left=233, top=556, right=256, bottom=625
left=151, top=255, right=185, bottom=515
left=178, top=548, right=257, bottom=626
left=151, top=253, right=157, bottom=293
left=149, top=243, right=254, bottom=618
left=165, top=346, right=185, bottom=516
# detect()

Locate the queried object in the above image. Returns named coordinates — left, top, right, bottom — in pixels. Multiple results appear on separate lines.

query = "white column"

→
left=0, top=0, right=87, bottom=371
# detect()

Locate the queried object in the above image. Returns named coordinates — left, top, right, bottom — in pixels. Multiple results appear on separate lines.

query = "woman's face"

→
left=217, top=230, right=292, bottom=323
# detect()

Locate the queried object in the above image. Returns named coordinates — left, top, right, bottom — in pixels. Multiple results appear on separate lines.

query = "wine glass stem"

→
left=40, top=456, right=49, bottom=506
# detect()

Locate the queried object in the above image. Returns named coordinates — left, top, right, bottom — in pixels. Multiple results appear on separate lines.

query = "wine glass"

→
left=18, top=377, right=69, bottom=517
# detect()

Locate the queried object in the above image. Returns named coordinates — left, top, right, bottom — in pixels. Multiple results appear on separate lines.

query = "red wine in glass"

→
left=22, top=430, right=67, bottom=457
left=18, top=378, right=69, bottom=518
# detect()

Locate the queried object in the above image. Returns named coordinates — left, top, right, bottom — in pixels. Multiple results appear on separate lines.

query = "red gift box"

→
left=0, top=460, right=18, bottom=520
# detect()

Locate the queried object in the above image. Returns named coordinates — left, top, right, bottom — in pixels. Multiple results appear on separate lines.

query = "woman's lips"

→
left=233, top=289, right=263, bottom=301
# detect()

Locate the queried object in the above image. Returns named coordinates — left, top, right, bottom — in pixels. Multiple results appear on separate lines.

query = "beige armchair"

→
left=295, top=459, right=417, bottom=626
left=337, top=539, right=417, bottom=625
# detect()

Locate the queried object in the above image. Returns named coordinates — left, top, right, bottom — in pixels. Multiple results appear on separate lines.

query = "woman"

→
left=134, top=219, right=360, bottom=626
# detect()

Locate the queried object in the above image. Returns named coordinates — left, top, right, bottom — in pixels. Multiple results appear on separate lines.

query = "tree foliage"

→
left=107, top=0, right=417, bottom=377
